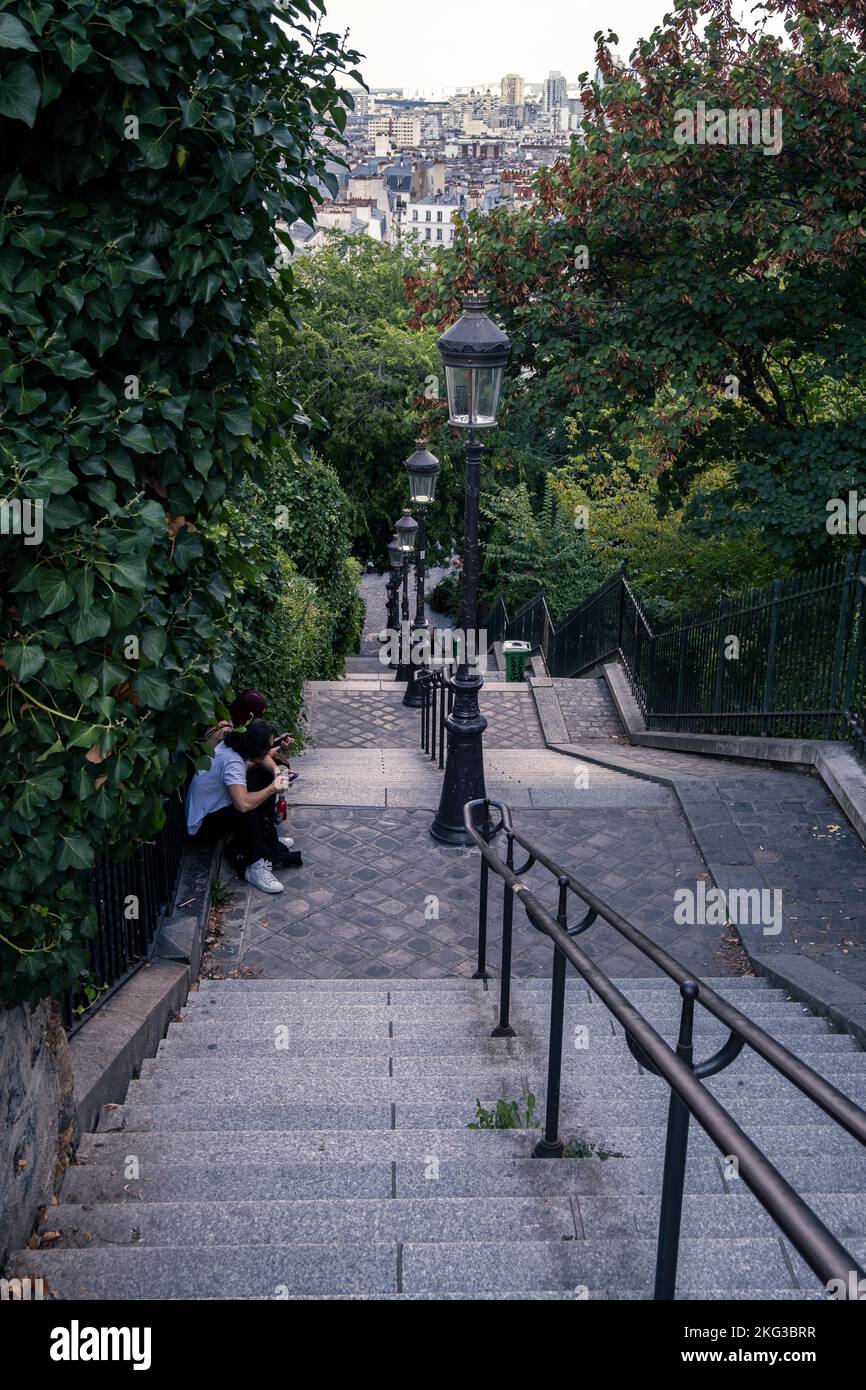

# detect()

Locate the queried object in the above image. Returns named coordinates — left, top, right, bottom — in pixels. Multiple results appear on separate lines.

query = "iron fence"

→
left=486, top=552, right=866, bottom=761
left=61, top=780, right=189, bottom=1032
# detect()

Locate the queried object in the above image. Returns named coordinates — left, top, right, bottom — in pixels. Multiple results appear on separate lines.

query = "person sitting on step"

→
left=210, top=687, right=298, bottom=846
left=185, top=718, right=298, bottom=895
left=228, top=686, right=297, bottom=805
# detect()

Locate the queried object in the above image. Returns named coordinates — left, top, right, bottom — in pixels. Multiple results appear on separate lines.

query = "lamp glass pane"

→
left=409, top=471, right=437, bottom=505
left=444, top=365, right=473, bottom=427
left=474, top=366, right=503, bottom=425
left=398, top=524, right=417, bottom=553
left=445, top=364, right=503, bottom=427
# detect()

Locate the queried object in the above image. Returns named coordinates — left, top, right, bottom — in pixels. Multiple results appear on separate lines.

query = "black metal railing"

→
left=419, top=662, right=454, bottom=769
left=465, top=796, right=866, bottom=1299
left=61, top=781, right=189, bottom=1032
left=485, top=551, right=866, bottom=762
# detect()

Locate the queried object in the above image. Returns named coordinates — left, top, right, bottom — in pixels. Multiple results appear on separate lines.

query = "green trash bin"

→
left=503, top=639, right=531, bottom=682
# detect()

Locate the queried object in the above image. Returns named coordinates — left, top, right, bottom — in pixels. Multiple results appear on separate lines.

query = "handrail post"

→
left=492, top=831, right=517, bottom=1037
left=472, top=798, right=492, bottom=980
left=654, top=979, right=698, bottom=1300
left=440, top=673, right=451, bottom=769
left=533, top=876, right=569, bottom=1158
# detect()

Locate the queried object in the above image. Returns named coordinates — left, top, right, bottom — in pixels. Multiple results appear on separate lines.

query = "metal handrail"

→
left=464, top=796, right=866, bottom=1300
left=419, top=662, right=454, bottom=769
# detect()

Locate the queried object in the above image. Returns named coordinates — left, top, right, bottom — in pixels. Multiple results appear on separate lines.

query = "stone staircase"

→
left=9, top=975, right=866, bottom=1299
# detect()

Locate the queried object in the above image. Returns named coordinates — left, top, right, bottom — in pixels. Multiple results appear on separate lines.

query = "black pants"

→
left=191, top=764, right=279, bottom=868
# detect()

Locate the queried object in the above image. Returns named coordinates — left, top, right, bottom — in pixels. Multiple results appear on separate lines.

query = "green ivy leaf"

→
left=109, top=50, right=149, bottom=85
left=56, top=33, right=93, bottom=71
left=223, top=407, right=253, bottom=436
left=3, top=642, right=45, bottom=680
left=56, top=833, right=96, bottom=871
left=0, top=61, right=41, bottom=127
left=35, top=572, right=73, bottom=616
left=122, top=423, right=157, bottom=454
left=0, top=14, right=36, bottom=51
left=133, top=669, right=170, bottom=709
left=66, top=605, right=111, bottom=644
left=141, top=628, right=167, bottom=662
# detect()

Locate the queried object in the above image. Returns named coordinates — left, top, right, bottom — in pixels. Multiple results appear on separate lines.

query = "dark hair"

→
left=228, top=688, right=268, bottom=725
left=224, top=718, right=276, bottom=762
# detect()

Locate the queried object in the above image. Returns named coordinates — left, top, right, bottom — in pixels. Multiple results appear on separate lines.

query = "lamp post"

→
left=402, top=440, right=441, bottom=709
left=430, top=293, right=510, bottom=846
left=384, top=536, right=402, bottom=668
left=393, top=509, right=418, bottom=685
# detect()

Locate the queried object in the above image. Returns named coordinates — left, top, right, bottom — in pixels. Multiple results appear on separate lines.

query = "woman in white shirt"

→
left=186, top=719, right=292, bottom=895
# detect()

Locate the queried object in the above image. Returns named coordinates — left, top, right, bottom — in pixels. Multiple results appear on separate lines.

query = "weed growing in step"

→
left=562, top=1139, right=627, bottom=1160
left=469, top=1094, right=538, bottom=1130
left=467, top=1097, right=627, bottom=1159
left=210, top=879, right=235, bottom=910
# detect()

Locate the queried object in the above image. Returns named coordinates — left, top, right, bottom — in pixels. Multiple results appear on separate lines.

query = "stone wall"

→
left=0, top=1001, right=75, bottom=1266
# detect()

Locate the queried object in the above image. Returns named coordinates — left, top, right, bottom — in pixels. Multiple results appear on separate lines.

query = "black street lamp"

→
left=394, top=509, right=418, bottom=685
left=384, top=536, right=402, bottom=668
left=402, top=440, right=441, bottom=709
left=430, top=293, right=510, bottom=846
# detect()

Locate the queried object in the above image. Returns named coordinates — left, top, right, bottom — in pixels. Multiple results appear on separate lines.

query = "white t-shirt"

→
left=186, top=741, right=248, bottom=835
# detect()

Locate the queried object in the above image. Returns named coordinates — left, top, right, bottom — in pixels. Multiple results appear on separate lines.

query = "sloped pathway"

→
left=539, top=678, right=866, bottom=992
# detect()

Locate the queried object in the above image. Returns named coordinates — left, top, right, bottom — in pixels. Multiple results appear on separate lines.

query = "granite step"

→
left=93, top=1090, right=866, bottom=1136
left=192, top=976, right=776, bottom=993
left=10, top=968, right=861, bottom=1303
left=39, top=1197, right=577, bottom=1248
left=9, top=1234, right=843, bottom=1300
left=154, top=1026, right=844, bottom=1059
left=59, top=1153, right=866, bottom=1207
left=40, top=1189, right=866, bottom=1250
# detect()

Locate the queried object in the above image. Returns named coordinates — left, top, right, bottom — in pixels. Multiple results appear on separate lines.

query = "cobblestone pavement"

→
left=212, top=804, right=734, bottom=982
left=552, top=677, right=629, bottom=743
left=306, top=684, right=544, bottom=751
left=211, top=657, right=735, bottom=981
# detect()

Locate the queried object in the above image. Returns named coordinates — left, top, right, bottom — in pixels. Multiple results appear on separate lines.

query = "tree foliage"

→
left=0, top=0, right=360, bottom=1005
left=222, top=442, right=364, bottom=733
left=410, top=0, right=866, bottom=566
left=482, top=479, right=604, bottom=618
left=259, top=232, right=463, bottom=559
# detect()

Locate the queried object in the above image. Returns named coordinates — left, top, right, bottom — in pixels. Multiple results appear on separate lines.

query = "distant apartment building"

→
left=401, top=196, right=460, bottom=249
left=367, top=114, right=421, bottom=147
left=444, top=136, right=504, bottom=160
left=393, top=115, right=422, bottom=147
left=542, top=70, right=568, bottom=113
left=315, top=200, right=386, bottom=240
left=349, top=88, right=372, bottom=117
left=367, top=115, right=392, bottom=139
left=500, top=73, right=525, bottom=106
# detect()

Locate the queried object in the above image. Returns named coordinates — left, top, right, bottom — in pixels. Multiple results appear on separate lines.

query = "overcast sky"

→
left=319, top=0, right=683, bottom=91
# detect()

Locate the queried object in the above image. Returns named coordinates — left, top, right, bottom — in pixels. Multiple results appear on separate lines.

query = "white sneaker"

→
left=245, top=859, right=285, bottom=894
left=275, top=826, right=295, bottom=847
